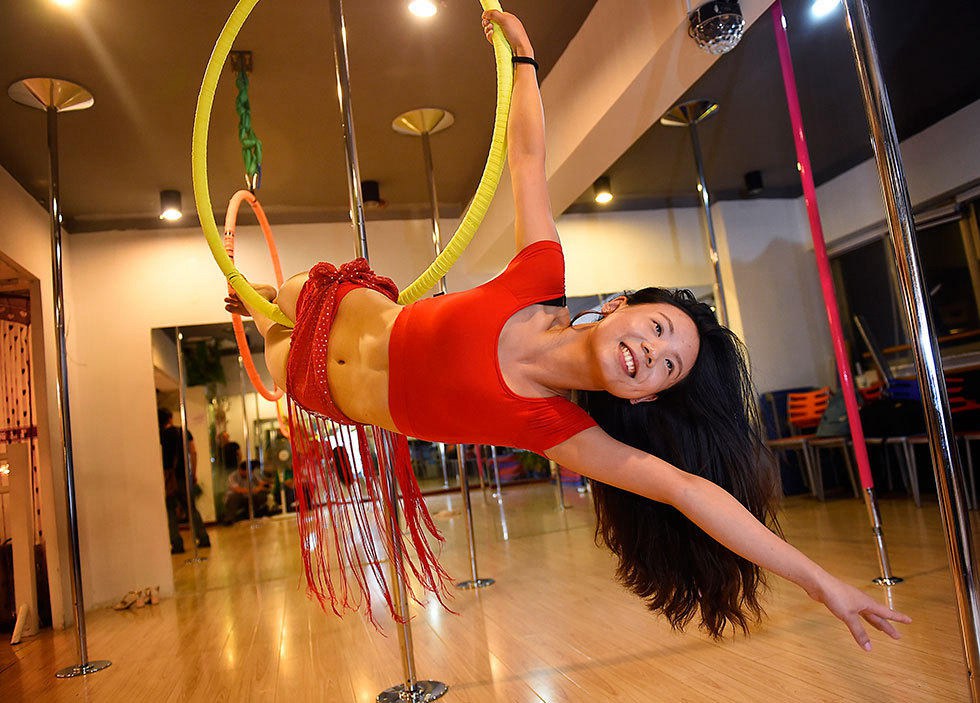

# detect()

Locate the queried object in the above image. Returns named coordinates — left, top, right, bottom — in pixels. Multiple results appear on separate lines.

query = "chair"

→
left=859, top=381, right=921, bottom=505
left=767, top=388, right=831, bottom=500
left=905, top=376, right=980, bottom=509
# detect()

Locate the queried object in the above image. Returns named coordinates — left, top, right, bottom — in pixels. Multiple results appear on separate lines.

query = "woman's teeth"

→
left=620, top=343, right=636, bottom=377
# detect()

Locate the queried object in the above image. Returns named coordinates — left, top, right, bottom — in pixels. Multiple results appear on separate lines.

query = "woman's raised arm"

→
left=545, top=427, right=912, bottom=650
left=483, top=10, right=559, bottom=252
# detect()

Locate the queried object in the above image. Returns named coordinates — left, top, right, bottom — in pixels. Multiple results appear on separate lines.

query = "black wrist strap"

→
left=511, top=55, right=539, bottom=72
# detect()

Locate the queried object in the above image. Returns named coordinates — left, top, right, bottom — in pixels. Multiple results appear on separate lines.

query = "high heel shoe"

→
left=112, top=590, right=141, bottom=611
left=145, top=585, right=161, bottom=605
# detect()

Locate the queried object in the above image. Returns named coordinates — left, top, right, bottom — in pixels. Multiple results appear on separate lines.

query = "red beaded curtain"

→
left=0, top=295, right=41, bottom=542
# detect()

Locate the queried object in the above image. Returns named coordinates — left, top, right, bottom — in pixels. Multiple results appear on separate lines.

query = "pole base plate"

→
left=872, top=576, right=904, bottom=586
left=55, top=659, right=111, bottom=678
left=456, top=578, right=495, bottom=590
left=377, top=679, right=448, bottom=702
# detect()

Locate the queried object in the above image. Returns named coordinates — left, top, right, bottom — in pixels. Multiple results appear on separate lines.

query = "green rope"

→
left=235, top=67, right=263, bottom=189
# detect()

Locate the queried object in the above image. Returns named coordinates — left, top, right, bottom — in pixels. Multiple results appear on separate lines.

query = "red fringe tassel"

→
left=287, top=400, right=455, bottom=628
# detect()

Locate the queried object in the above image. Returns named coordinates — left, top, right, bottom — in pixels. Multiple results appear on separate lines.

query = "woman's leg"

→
left=224, top=273, right=308, bottom=391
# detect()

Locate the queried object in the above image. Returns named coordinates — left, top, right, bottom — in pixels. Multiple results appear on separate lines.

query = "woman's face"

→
left=591, top=298, right=700, bottom=402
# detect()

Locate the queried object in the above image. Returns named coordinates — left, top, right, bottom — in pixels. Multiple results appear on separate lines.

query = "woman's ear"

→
left=601, top=295, right=628, bottom=315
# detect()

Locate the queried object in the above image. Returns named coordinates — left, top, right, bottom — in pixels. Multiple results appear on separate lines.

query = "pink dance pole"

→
left=771, top=0, right=899, bottom=585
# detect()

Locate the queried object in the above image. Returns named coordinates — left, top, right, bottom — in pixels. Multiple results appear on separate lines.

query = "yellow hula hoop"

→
left=192, top=0, right=513, bottom=325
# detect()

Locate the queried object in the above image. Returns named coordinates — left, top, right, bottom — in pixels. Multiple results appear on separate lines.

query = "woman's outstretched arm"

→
left=545, top=427, right=912, bottom=650
left=483, top=11, right=559, bottom=252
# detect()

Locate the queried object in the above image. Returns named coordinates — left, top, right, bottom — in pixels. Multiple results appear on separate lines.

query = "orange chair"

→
left=767, top=388, right=832, bottom=500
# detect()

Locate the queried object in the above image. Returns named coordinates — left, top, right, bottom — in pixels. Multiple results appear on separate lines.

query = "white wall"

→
left=816, top=99, right=980, bottom=245
left=557, top=208, right=713, bottom=296
left=714, top=199, right=834, bottom=393
left=0, top=165, right=71, bottom=628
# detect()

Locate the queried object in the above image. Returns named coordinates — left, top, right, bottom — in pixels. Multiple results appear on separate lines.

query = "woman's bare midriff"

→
left=263, top=280, right=400, bottom=431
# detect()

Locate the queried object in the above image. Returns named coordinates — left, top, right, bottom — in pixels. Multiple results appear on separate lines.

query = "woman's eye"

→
left=654, top=322, right=662, bottom=336
left=665, top=359, right=674, bottom=373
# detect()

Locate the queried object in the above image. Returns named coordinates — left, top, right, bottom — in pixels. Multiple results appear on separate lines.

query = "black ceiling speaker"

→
left=744, top=170, right=764, bottom=196
left=688, top=1, right=746, bottom=55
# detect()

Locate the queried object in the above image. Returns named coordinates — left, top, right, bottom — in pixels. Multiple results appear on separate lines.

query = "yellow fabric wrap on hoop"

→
left=192, top=0, right=512, bottom=325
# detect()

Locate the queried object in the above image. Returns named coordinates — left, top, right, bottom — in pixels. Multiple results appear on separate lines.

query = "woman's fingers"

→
left=843, top=614, right=872, bottom=651
left=863, top=611, right=900, bottom=639
left=863, top=602, right=911, bottom=638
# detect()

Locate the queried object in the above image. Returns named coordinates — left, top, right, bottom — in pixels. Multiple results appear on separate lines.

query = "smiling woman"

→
left=227, top=9, right=910, bottom=649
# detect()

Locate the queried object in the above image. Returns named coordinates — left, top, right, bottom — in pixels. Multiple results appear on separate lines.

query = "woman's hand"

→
left=809, top=574, right=912, bottom=650
left=482, top=10, right=534, bottom=58
left=224, top=283, right=277, bottom=316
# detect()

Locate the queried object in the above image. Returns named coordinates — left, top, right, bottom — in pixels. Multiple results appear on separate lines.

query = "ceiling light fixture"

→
left=361, top=180, right=387, bottom=209
left=52, top=0, right=78, bottom=7
left=159, top=190, right=182, bottom=221
left=688, top=1, right=746, bottom=55
left=811, top=0, right=841, bottom=19
left=593, top=176, right=613, bottom=205
left=408, top=0, right=437, bottom=18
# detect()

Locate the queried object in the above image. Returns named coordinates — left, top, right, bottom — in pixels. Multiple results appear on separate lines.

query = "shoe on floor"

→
left=113, top=590, right=141, bottom=611
left=145, top=585, right=161, bottom=605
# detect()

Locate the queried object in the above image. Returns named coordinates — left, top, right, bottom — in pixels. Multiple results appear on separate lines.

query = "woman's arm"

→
left=483, top=11, right=559, bottom=252
left=545, top=427, right=911, bottom=650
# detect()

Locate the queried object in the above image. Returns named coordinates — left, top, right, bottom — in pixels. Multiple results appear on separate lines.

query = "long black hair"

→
left=578, top=287, right=781, bottom=639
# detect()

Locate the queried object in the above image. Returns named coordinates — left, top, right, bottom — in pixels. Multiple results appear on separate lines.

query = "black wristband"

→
left=511, top=55, right=539, bottom=72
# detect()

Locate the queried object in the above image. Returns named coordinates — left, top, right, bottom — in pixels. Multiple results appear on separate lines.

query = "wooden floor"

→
left=1, top=483, right=975, bottom=702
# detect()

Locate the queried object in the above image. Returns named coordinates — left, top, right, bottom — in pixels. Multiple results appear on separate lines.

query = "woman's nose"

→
left=642, top=342, right=654, bottom=366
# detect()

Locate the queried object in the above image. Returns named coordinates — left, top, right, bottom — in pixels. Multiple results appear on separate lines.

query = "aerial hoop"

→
left=223, top=189, right=285, bottom=401
left=193, top=0, right=513, bottom=319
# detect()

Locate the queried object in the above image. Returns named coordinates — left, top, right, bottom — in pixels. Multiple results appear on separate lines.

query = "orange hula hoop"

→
left=223, top=189, right=285, bottom=402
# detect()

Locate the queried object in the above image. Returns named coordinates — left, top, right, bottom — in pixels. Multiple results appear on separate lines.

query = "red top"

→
left=388, top=240, right=597, bottom=454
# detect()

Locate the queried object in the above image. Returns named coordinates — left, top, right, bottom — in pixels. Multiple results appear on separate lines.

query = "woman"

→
left=228, top=10, right=909, bottom=647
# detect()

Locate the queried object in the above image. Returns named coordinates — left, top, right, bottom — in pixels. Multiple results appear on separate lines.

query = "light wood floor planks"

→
left=0, top=484, right=975, bottom=701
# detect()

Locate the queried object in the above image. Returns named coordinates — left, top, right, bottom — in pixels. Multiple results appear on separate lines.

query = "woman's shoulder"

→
left=494, top=240, right=566, bottom=303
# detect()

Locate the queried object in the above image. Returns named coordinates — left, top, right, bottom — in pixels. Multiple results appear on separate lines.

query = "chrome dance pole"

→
left=438, top=442, right=450, bottom=488
left=490, top=445, right=503, bottom=501
left=455, top=444, right=494, bottom=590
left=238, top=356, right=257, bottom=529
left=328, top=0, right=369, bottom=261
left=176, top=330, right=206, bottom=565
left=770, top=0, right=898, bottom=585
left=842, top=1, right=980, bottom=696
left=8, top=77, right=110, bottom=679
left=325, top=2, right=444, bottom=700
left=661, top=101, right=728, bottom=325
left=549, top=459, right=568, bottom=511
left=392, top=108, right=455, bottom=297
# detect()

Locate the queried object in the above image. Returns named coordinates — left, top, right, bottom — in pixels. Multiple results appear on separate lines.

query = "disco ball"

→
left=688, top=1, right=746, bottom=55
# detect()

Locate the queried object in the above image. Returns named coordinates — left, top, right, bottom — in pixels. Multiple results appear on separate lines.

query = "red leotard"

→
left=388, top=240, right=597, bottom=454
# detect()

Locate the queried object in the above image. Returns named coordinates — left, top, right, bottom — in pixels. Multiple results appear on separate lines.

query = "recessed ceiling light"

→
left=52, top=0, right=78, bottom=7
left=593, top=176, right=613, bottom=205
left=159, top=190, right=182, bottom=221
left=811, top=0, right=841, bottom=19
left=408, top=1, right=437, bottom=18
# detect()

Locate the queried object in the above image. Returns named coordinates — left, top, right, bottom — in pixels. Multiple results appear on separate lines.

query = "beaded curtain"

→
left=1, top=305, right=41, bottom=544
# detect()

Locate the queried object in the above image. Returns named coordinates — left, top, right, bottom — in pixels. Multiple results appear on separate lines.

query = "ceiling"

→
left=569, top=0, right=980, bottom=212
left=0, top=0, right=597, bottom=233
left=1, top=1, right=977, bottom=234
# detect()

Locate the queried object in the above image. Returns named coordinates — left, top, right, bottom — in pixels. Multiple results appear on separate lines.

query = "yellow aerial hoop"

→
left=192, top=0, right=514, bottom=327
